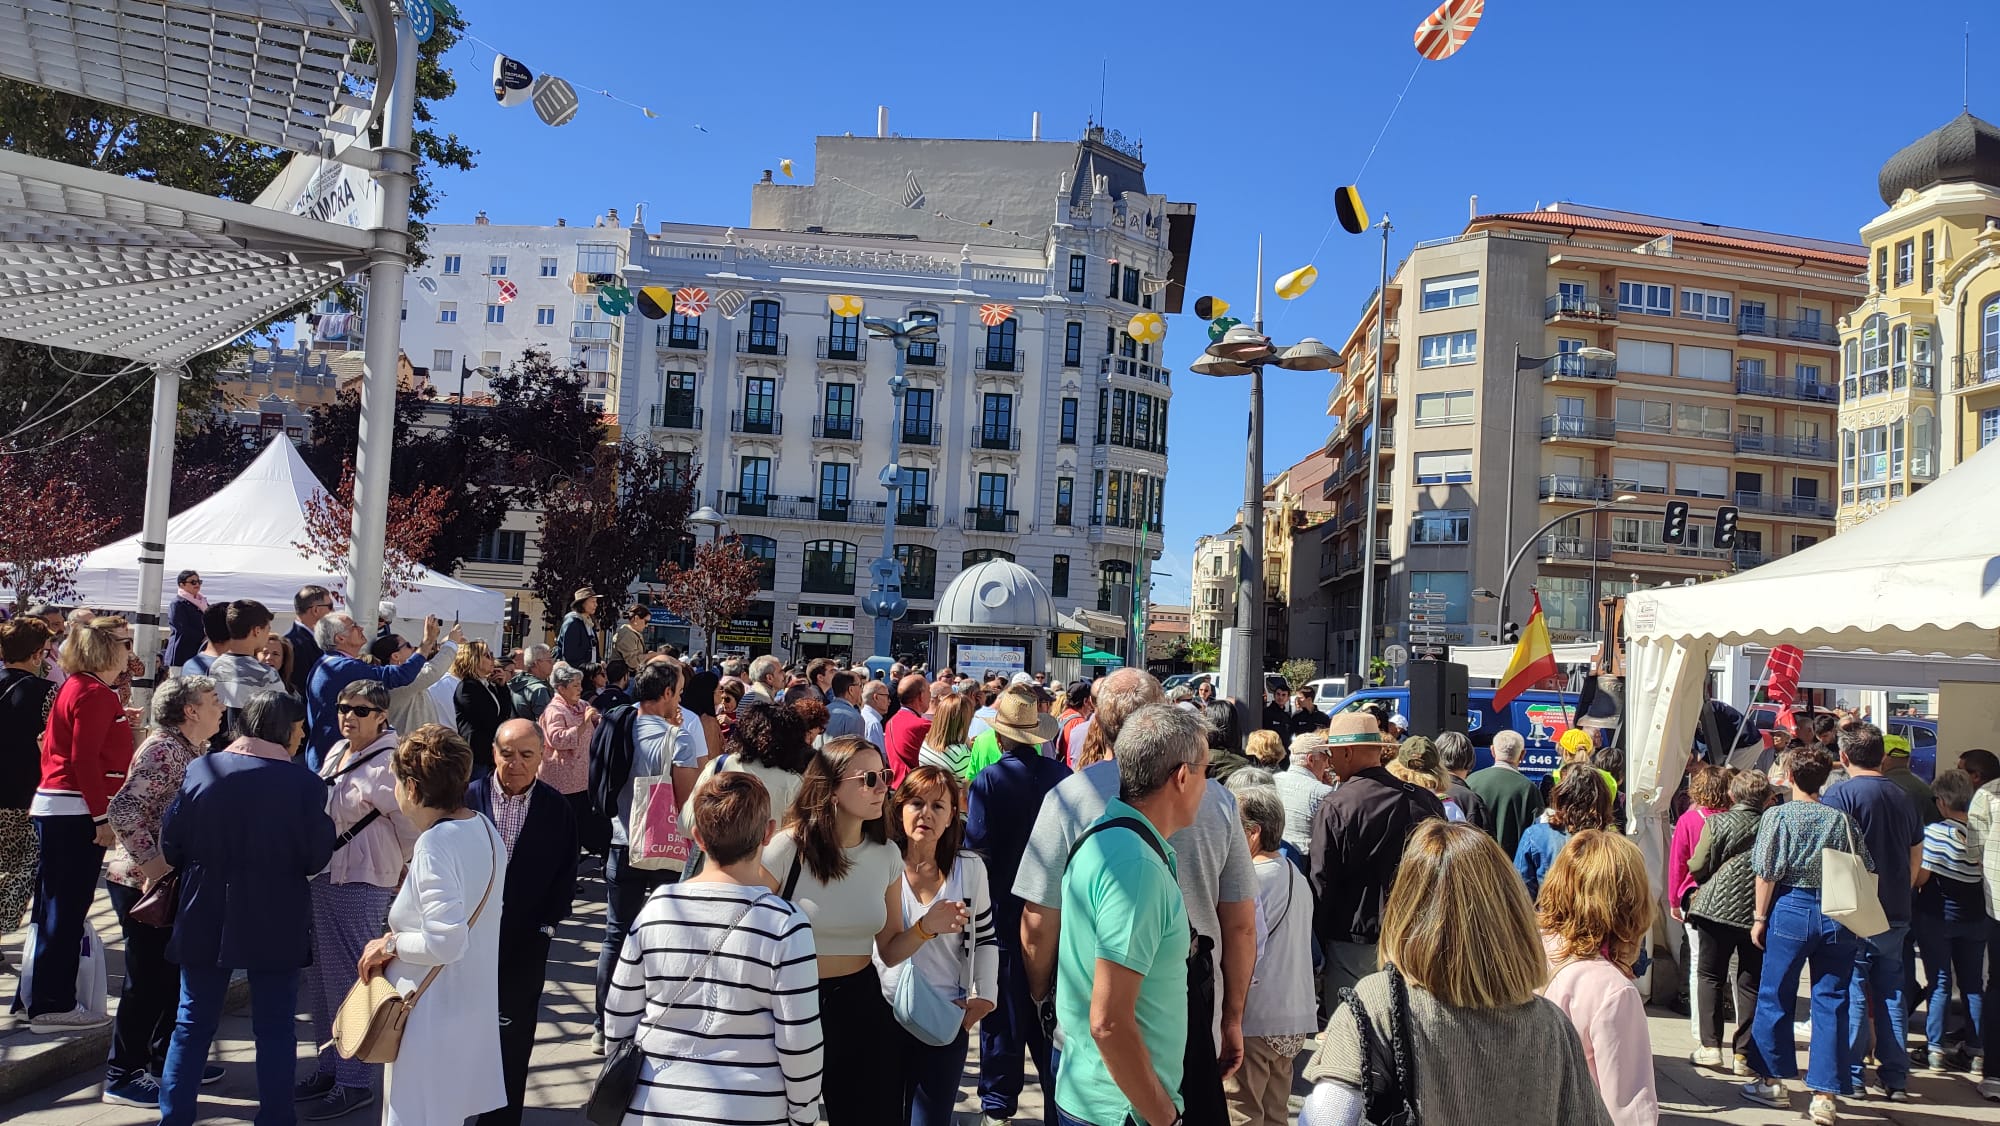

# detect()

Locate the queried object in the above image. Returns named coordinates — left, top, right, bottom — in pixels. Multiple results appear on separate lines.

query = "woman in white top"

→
left=1226, top=785, right=1318, bottom=1126
left=760, top=737, right=968, bottom=1125
left=884, top=765, right=999, bottom=1125
left=356, top=724, right=505, bottom=1126
left=605, top=769, right=823, bottom=1126
left=682, top=703, right=813, bottom=837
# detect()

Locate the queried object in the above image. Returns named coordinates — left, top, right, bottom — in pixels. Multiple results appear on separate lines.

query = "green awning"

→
left=1081, top=647, right=1124, bottom=664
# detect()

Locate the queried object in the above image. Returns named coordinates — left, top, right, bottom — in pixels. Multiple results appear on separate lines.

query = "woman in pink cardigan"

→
left=1538, top=829, right=1660, bottom=1126
left=1668, top=765, right=1734, bottom=1043
left=537, top=662, right=601, bottom=831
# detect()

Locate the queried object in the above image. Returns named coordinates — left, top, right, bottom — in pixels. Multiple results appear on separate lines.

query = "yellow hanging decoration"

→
left=1274, top=265, right=1318, bottom=300
left=827, top=294, right=864, bottom=317
left=780, top=158, right=794, bottom=178
left=1126, top=311, right=1166, bottom=345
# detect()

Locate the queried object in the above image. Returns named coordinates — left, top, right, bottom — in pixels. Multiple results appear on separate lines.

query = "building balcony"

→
left=899, top=422, right=941, bottom=447
left=1537, top=536, right=1615, bottom=563
left=1735, top=369, right=1837, bottom=404
left=648, top=405, right=702, bottom=430
left=1540, top=415, right=1616, bottom=442
left=815, top=498, right=886, bottom=525
left=1953, top=351, right=2000, bottom=391
left=973, top=425, right=1022, bottom=451
left=1100, top=355, right=1172, bottom=386
left=656, top=325, right=707, bottom=350
left=801, top=565, right=856, bottom=595
left=1088, top=513, right=1164, bottom=541
left=571, top=321, right=617, bottom=342
left=1539, top=475, right=1616, bottom=502
left=965, top=506, right=1019, bottom=533
left=905, top=343, right=945, bottom=368
left=1733, top=548, right=1777, bottom=569
left=1736, top=313, right=1839, bottom=347
left=982, top=350, right=1024, bottom=373
left=1608, top=541, right=1734, bottom=562
left=812, top=415, right=863, bottom=441
left=1544, top=353, right=1616, bottom=382
left=816, top=337, right=867, bottom=363
left=1734, top=432, right=1835, bottom=461
left=735, top=331, right=787, bottom=357
left=1376, top=482, right=1393, bottom=507
left=1732, top=491, right=1836, bottom=520
left=1340, top=502, right=1361, bottom=528
left=897, top=502, right=937, bottom=528
left=1545, top=292, right=1617, bottom=323
left=730, top=409, right=782, bottom=435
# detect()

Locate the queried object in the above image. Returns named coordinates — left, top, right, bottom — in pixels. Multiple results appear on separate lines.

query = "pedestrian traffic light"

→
left=1714, top=506, right=1740, bottom=549
left=1502, top=622, right=1520, bottom=644
left=1662, top=500, right=1690, bottom=545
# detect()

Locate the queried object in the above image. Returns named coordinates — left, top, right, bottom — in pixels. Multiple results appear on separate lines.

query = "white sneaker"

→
left=1808, top=1093, right=1837, bottom=1125
left=30, top=1007, right=112, bottom=1034
left=1689, top=1046, right=1724, bottom=1068
left=1732, top=1053, right=1751, bottom=1077
left=1980, top=1077, right=2000, bottom=1102
left=1740, top=1080, right=1786, bottom=1109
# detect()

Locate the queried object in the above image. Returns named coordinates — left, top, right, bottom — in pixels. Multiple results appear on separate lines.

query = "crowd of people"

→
left=4, top=585, right=2000, bottom=1126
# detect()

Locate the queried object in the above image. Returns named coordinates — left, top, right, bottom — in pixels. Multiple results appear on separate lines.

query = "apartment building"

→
left=1312, top=203, right=1864, bottom=677
left=1190, top=531, right=1239, bottom=646
left=1839, top=110, right=2000, bottom=528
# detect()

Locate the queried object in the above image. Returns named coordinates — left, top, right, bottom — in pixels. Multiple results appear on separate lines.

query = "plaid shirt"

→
left=492, top=783, right=533, bottom=858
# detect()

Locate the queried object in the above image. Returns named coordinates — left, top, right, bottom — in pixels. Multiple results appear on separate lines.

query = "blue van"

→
left=1325, top=687, right=1589, bottom=777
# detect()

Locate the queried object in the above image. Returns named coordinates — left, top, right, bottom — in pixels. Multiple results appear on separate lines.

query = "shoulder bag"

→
left=585, top=894, right=762, bottom=1126
left=332, top=819, right=499, bottom=1063
left=888, top=860, right=976, bottom=1046
left=1821, top=811, right=1889, bottom=938
left=324, top=743, right=396, bottom=853
left=1339, top=963, right=1419, bottom=1126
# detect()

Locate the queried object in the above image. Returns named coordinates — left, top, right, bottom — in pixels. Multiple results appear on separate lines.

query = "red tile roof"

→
left=1477, top=212, right=1866, bottom=268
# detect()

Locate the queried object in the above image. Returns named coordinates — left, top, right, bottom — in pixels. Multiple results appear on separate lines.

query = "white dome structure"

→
left=931, top=558, right=1057, bottom=634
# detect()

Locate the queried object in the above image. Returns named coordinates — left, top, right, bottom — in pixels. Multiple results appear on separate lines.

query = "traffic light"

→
left=1662, top=500, right=1690, bottom=545
left=1714, top=505, right=1740, bottom=549
left=1502, top=622, right=1520, bottom=645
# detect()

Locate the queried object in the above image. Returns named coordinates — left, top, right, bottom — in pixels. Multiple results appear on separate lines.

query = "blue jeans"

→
left=1912, top=913, right=1989, bottom=1051
left=592, top=844, right=672, bottom=1030
left=1753, top=887, right=1859, bottom=1095
left=1848, top=922, right=1912, bottom=1091
left=904, top=1025, right=969, bottom=1126
left=161, top=963, right=300, bottom=1126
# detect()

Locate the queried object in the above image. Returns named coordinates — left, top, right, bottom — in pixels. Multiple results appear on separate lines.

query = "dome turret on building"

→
left=931, top=558, right=1056, bottom=634
left=1878, top=111, right=2000, bottom=204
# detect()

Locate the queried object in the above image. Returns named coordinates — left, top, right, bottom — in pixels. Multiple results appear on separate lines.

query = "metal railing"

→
left=816, top=337, right=867, bottom=362
left=1376, top=483, right=1393, bottom=506
left=1736, top=313, right=1839, bottom=346
left=897, top=502, right=936, bottom=528
left=1734, top=371, right=1837, bottom=403
left=1953, top=351, right=2000, bottom=390
left=1539, top=474, right=1616, bottom=501
left=648, top=405, right=702, bottom=430
left=1733, top=491, right=1835, bottom=519
left=1538, top=536, right=1614, bottom=562
left=1734, top=432, right=1834, bottom=460
left=964, top=506, right=1019, bottom=533
left=735, top=331, right=787, bottom=356
left=1545, top=293, right=1616, bottom=320
left=905, top=343, right=945, bottom=367
left=1540, top=415, right=1616, bottom=441
left=730, top=409, right=782, bottom=435
left=900, top=422, right=941, bottom=446
left=812, top=415, right=863, bottom=440
left=656, top=325, right=708, bottom=350
left=982, top=351, right=1025, bottom=372
left=973, top=425, right=1022, bottom=451
left=1100, top=355, right=1172, bottom=386
left=1544, top=353, right=1616, bottom=381
left=814, top=499, right=886, bottom=525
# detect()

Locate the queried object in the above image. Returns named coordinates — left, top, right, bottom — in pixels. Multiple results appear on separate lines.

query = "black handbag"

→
left=1340, top=963, right=1419, bottom=1126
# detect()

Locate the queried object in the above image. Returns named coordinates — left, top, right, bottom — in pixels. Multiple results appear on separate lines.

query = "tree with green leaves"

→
left=530, top=441, right=698, bottom=632
left=1186, top=638, right=1220, bottom=670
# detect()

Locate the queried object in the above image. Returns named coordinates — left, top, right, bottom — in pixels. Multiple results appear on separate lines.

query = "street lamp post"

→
left=1357, top=216, right=1391, bottom=685
left=1501, top=344, right=1619, bottom=634
left=686, top=503, right=727, bottom=664
left=1191, top=248, right=1339, bottom=730
left=859, top=313, right=938, bottom=677
left=1134, top=467, right=1152, bottom=669
left=1495, top=494, right=1637, bottom=638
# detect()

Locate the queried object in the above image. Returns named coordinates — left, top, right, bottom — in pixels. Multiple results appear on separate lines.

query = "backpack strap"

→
left=1063, top=815, right=1170, bottom=872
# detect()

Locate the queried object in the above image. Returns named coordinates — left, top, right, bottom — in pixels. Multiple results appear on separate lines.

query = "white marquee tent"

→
left=62, top=439, right=505, bottom=638
left=1622, top=437, right=2000, bottom=927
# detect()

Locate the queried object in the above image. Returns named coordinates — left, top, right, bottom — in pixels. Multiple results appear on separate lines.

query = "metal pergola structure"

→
left=0, top=0, right=417, bottom=702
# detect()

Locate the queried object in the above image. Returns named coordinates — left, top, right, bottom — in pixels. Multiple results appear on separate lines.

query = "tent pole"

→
left=1729, top=658, right=1774, bottom=761
left=130, top=362, right=183, bottom=714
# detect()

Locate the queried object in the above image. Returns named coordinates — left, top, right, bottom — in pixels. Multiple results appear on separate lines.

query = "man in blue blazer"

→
left=465, top=719, right=578, bottom=1126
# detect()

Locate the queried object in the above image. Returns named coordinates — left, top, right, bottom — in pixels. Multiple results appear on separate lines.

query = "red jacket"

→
left=883, top=708, right=931, bottom=788
left=39, top=673, right=134, bottom=821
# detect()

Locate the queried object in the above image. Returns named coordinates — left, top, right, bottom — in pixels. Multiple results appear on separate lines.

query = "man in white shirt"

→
left=860, top=677, right=889, bottom=747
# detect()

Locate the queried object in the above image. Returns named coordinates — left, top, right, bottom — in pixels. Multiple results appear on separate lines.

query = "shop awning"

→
left=1081, top=646, right=1123, bottom=665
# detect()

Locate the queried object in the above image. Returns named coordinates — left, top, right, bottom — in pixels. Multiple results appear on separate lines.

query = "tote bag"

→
left=628, top=771, right=690, bottom=872
left=14, top=919, right=109, bottom=1018
left=1821, top=813, right=1889, bottom=939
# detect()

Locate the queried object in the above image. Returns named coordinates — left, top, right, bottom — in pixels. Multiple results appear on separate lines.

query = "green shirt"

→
left=1054, top=799, right=1188, bottom=1125
left=963, top=731, right=1006, bottom=780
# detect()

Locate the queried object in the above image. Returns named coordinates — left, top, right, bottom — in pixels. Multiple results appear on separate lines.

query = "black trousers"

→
left=1692, top=914, right=1765, bottom=1062
left=819, top=965, right=903, bottom=1126
left=104, top=880, right=176, bottom=1079
left=1180, top=935, right=1226, bottom=1126
left=477, top=930, right=552, bottom=1126
left=26, top=814, right=103, bottom=1016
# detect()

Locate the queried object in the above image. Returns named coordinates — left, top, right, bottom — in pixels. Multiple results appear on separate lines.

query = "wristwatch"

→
left=383, top=932, right=400, bottom=958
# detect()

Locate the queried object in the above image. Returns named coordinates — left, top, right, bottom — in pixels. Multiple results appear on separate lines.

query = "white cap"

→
left=1009, top=671, right=1036, bottom=687
left=1389, top=713, right=1409, bottom=728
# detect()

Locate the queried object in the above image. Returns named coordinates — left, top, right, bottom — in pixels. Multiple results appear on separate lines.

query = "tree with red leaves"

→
left=659, top=538, right=764, bottom=660
left=294, top=459, right=450, bottom=599
left=0, top=452, right=120, bottom=611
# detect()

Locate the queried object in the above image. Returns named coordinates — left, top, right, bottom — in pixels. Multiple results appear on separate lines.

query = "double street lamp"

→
left=1500, top=344, right=1619, bottom=635
left=858, top=313, right=939, bottom=676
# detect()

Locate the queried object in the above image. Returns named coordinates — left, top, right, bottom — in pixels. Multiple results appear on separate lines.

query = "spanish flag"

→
left=1493, top=591, right=1559, bottom=710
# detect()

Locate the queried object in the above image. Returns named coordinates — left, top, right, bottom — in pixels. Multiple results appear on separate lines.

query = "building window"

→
left=742, top=377, right=776, bottom=429
left=1791, top=535, right=1819, bottom=553
left=482, top=350, right=501, bottom=371
left=576, top=243, right=621, bottom=275
left=826, top=312, right=861, bottom=359
left=1615, top=398, right=1673, bottom=435
left=536, top=306, right=555, bottom=326
left=1982, top=407, right=2000, bottom=449
left=438, top=302, right=457, bottom=323
left=899, top=467, right=931, bottom=523
left=486, top=303, right=505, bottom=324
left=1674, top=463, right=1728, bottom=499
left=441, top=255, right=461, bottom=275
left=903, top=388, right=934, bottom=442
left=1096, top=388, right=1109, bottom=444
left=1051, top=555, right=1070, bottom=598
left=1414, top=390, right=1474, bottom=426
left=487, top=255, right=508, bottom=277
left=668, top=308, right=703, bottom=348
left=748, top=300, right=782, bottom=353
left=1410, top=509, right=1471, bottom=544
left=1613, top=456, right=1669, bottom=493
left=1680, top=345, right=1732, bottom=382
left=1612, top=517, right=1660, bottom=551
left=470, top=529, right=527, bottom=565
left=737, top=457, right=771, bottom=506
left=1059, top=397, right=1079, bottom=444
left=432, top=349, right=453, bottom=372
left=984, top=318, right=1018, bottom=369
left=906, top=310, right=939, bottom=364
left=658, top=371, right=697, bottom=426
left=1419, top=272, right=1479, bottom=310
left=1413, top=450, right=1473, bottom=485
left=981, top=393, right=1014, bottom=446
left=1675, top=403, right=1731, bottom=440
left=821, top=383, right=856, bottom=438
left=1055, top=477, right=1074, bottom=525
left=802, top=540, right=858, bottom=593
left=1122, top=267, right=1140, bottom=305
left=1417, top=330, right=1477, bottom=368
left=818, top=462, right=852, bottom=517
left=977, top=472, right=1009, bottom=512
left=965, top=548, right=1015, bottom=567
left=1922, top=231, right=1936, bottom=291
left=1618, top=281, right=1673, bottom=316
left=539, top=256, right=559, bottom=277
left=1538, top=577, right=1592, bottom=632
left=1895, top=239, right=1914, bottom=286
left=1064, top=322, right=1083, bottom=367
left=1680, top=288, right=1732, bottom=323
left=1616, top=339, right=1673, bottom=376
left=1409, top=572, right=1469, bottom=624
left=894, top=544, right=936, bottom=598
left=1860, top=313, right=1889, bottom=378
left=1068, top=254, right=1086, bottom=293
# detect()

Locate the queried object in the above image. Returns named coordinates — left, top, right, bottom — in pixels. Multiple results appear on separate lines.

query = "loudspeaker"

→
left=1577, top=675, right=1625, bottom=751
left=1406, top=659, right=1468, bottom=739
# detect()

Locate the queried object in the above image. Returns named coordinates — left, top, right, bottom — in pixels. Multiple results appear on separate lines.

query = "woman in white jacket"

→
left=299, top=681, right=419, bottom=1120
left=884, top=765, right=999, bottom=1126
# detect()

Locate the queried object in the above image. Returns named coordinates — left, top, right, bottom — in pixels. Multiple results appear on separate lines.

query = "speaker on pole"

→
left=1406, top=659, right=1468, bottom=739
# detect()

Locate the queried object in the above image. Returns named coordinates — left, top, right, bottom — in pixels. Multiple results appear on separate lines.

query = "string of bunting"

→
left=461, top=30, right=710, bottom=132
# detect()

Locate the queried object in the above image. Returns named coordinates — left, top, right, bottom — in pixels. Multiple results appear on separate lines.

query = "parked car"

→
left=1324, top=687, right=1583, bottom=776
left=1163, top=671, right=1290, bottom=701
left=1306, top=677, right=1355, bottom=709
left=1742, top=705, right=1938, bottom=783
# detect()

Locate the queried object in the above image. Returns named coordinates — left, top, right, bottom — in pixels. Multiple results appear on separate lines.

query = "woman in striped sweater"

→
left=604, top=770, right=822, bottom=1125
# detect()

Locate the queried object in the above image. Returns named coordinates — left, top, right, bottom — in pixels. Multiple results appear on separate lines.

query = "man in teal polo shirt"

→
left=1054, top=704, right=1212, bottom=1126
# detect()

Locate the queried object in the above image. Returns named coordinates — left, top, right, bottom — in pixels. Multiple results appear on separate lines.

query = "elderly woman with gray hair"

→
left=1226, top=784, right=1317, bottom=1126
left=100, top=676, right=225, bottom=1106
left=537, top=662, right=601, bottom=830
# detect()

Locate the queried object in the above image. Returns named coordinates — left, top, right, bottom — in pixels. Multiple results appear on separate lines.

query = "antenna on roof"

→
left=1965, top=22, right=1971, bottom=112
left=1099, top=59, right=1107, bottom=126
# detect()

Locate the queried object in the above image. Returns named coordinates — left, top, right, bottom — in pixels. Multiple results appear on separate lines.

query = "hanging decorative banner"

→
left=1207, top=316, right=1242, bottom=343
left=1126, top=311, right=1166, bottom=345
left=493, top=55, right=534, bottom=107
left=636, top=286, right=675, bottom=320
left=780, top=159, right=795, bottom=179
left=416, top=276, right=438, bottom=294
left=430, top=0, right=459, bottom=16
left=1335, top=185, right=1370, bottom=236
left=597, top=284, right=635, bottom=317
left=674, top=287, right=712, bottom=316
left=494, top=279, right=519, bottom=305
left=714, top=289, right=749, bottom=320
left=1274, top=265, right=1319, bottom=300
left=407, top=0, right=435, bottom=44
left=1193, top=295, right=1230, bottom=320
left=1413, top=0, right=1485, bottom=61
left=531, top=75, right=580, bottom=127
left=1139, top=273, right=1170, bottom=296
left=827, top=294, right=865, bottom=317
left=977, top=303, right=1015, bottom=327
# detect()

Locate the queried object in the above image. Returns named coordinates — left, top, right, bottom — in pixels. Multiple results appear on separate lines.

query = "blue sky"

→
left=426, top=1, right=1990, bottom=602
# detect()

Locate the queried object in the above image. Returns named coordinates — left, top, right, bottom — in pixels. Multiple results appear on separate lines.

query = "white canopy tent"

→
left=62, top=439, right=505, bottom=638
left=1622, top=438, right=2000, bottom=939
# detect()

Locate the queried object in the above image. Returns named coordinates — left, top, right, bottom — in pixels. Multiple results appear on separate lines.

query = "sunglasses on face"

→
left=842, top=770, right=888, bottom=791
left=337, top=704, right=382, bottom=717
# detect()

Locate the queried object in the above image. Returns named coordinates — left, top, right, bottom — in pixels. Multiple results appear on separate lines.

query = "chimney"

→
left=1468, top=194, right=1478, bottom=220
left=760, top=168, right=774, bottom=183
left=556, top=217, right=567, bottom=227
left=474, top=210, right=488, bottom=225
left=877, top=105, right=887, bottom=138
left=606, top=206, right=619, bottom=227
left=1031, top=111, right=1041, bottom=141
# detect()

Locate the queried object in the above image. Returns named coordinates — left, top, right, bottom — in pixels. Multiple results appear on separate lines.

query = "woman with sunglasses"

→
left=763, top=737, right=970, bottom=1124
left=298, top=681, right=418, bottom=1120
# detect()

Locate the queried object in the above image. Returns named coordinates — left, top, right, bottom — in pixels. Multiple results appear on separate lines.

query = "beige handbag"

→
left=1820, top=812, right=1890, bottom=939
left=332, top=822, right=498, bottom=1063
